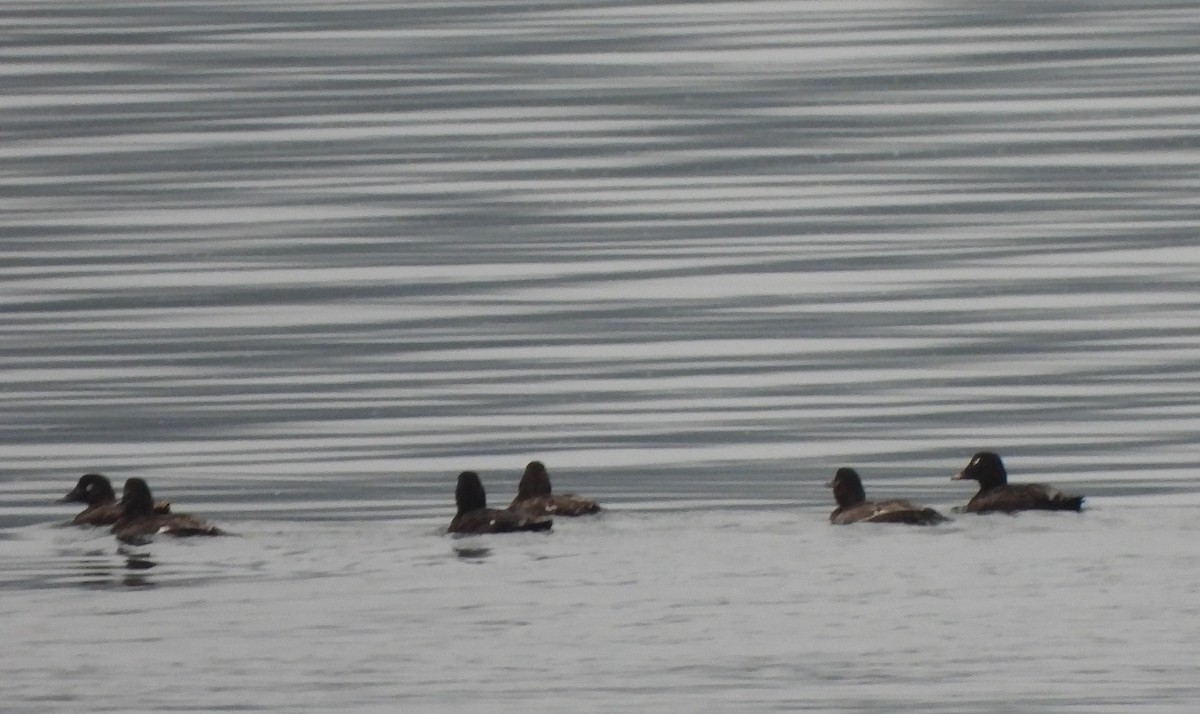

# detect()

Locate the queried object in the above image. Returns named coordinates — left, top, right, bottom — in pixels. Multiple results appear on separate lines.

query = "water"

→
left=2, top=1, right=1200, bottom=711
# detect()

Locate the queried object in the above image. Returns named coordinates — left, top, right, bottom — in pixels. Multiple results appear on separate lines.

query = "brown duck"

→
left=509, top=461, right=601, bottom=517
left=111, top=478, right=224, bottom=543
left=828, top=467, right=947, bottom=525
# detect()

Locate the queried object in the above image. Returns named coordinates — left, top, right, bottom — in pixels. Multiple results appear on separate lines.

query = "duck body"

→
left=111, top=478, right=223, bottom=544
left=954, top=451, right=1084, bottom=513
left=450, top=471, right=552, bottom=535
left=831, top=499, right=949, bottom=525
left=113, top=513, right=226, bottom=543
left=509, top=494, right=601, bottom=517
left=72, top=502, right=126, bottom=527
left=59, top=473, right=170, bottom=526
left=828, top=467, right=947, bottom=526
left=508, top=461, right=600, bottom=517
left=448, top=508, right=554, bottom=534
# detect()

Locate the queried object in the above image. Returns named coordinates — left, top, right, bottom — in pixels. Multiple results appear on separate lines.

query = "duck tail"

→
left=1056, top=494, right=1084, bottom=512
left=921, top=508, right=950, bottom=525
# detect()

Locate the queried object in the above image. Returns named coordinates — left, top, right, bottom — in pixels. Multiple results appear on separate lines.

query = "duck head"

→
left=953, top=451, right=1009, bottom=489
left=120, top=478, right=157, bottom=518
left=59, top=473, right=116, bottom=505
left=455, top=471, right=487, bottom=515
left=827, top=467, right=867, bottom=507
left=516, top=460, right=553, bottom=499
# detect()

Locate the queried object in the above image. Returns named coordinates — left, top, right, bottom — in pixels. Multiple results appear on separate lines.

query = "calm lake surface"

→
left=3, top=1, right=1200, bottom=711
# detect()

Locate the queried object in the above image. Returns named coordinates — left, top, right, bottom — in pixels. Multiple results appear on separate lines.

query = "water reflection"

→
left=47, top=547, right=158, bottom=590
left=119, top=547, right=157, bottom=588
left=63, top=549, right=113, bottom=590
left=453, top=545, right=493, bottom=562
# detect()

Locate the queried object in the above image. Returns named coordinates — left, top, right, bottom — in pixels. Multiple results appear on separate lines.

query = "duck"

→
left=952, top=451, right=1084, bottom=513
left=508, top=461, right=601, bottom=517
left=59, top=473, right=171, bottom=526
left=827, top=467, right=948, bottom=525
left=111, top=478, right=224, bottom=543
left=449, top=471, right=552, bottom=534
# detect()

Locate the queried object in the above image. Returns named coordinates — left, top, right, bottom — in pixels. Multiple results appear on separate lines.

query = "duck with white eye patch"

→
left=827, top=467, right=948, bottom=525
left=952, top=451, right=1084, bottom=514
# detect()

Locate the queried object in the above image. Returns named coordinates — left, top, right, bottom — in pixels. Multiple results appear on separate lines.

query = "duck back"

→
left=449, top=508, right=552, bottom=534
left=113, top=513, right=224, bottom=543
left=72, top=502, right=125, bottom=526
left=510, top=494, right=601, bottom=517
left=832, top=499, right=948, bottom=526
left=967, top=483, right=1084, bottom=513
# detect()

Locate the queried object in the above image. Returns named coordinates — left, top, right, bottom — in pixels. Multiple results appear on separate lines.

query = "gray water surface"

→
left=2, top=1, right=1199, bottom=711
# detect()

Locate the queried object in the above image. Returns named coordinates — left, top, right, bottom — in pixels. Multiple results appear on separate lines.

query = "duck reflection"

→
left=110, top=545, right=156, bottom=587
left=453, top=545, right=492, bottom=562
left=121, top=550, right=156, bottom=587
left=64, top=547, right=156, bottom=589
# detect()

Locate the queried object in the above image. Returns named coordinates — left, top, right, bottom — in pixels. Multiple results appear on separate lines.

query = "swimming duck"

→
left=449, top=471, right=552, bottom=534
left=59, top=473, right=171, bottom=526
left=827, top=467, right=948, bottom=525
left=508, top=461, right=601, bottom=517
left=111, top=478, right=224, bottom=543
left=953, top=451, right=1084, bottom=513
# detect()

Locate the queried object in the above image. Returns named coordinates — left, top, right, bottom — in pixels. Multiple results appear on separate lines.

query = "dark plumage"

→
left=449, top=471, right=553, bottom=534
left=59, top=473, right=170, bottom=526
left=508, top=461, right=601, bottom=517
left=827, top=467, right=948, bottom=525
left=111, top=478, right=224, bottom=543
left=953, top=451, right=1084, bottom=513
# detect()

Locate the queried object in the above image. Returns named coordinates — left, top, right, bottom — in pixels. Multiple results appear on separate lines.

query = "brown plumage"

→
left=828, top=467, right=947, bottom=525
left=953, top=451, right=1084, bottom=514
left=111, top=478, right=224, bottom=543
left=59, top=473, right=171, bottom=526
left=449, top=471, right=553, bottom=534
left=508, top=461, right=601, bottom=517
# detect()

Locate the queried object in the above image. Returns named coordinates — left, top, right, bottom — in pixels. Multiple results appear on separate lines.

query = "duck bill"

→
left=57, top=488, right=85, bottom=504
left=951, top=471, right=967, bottom=481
